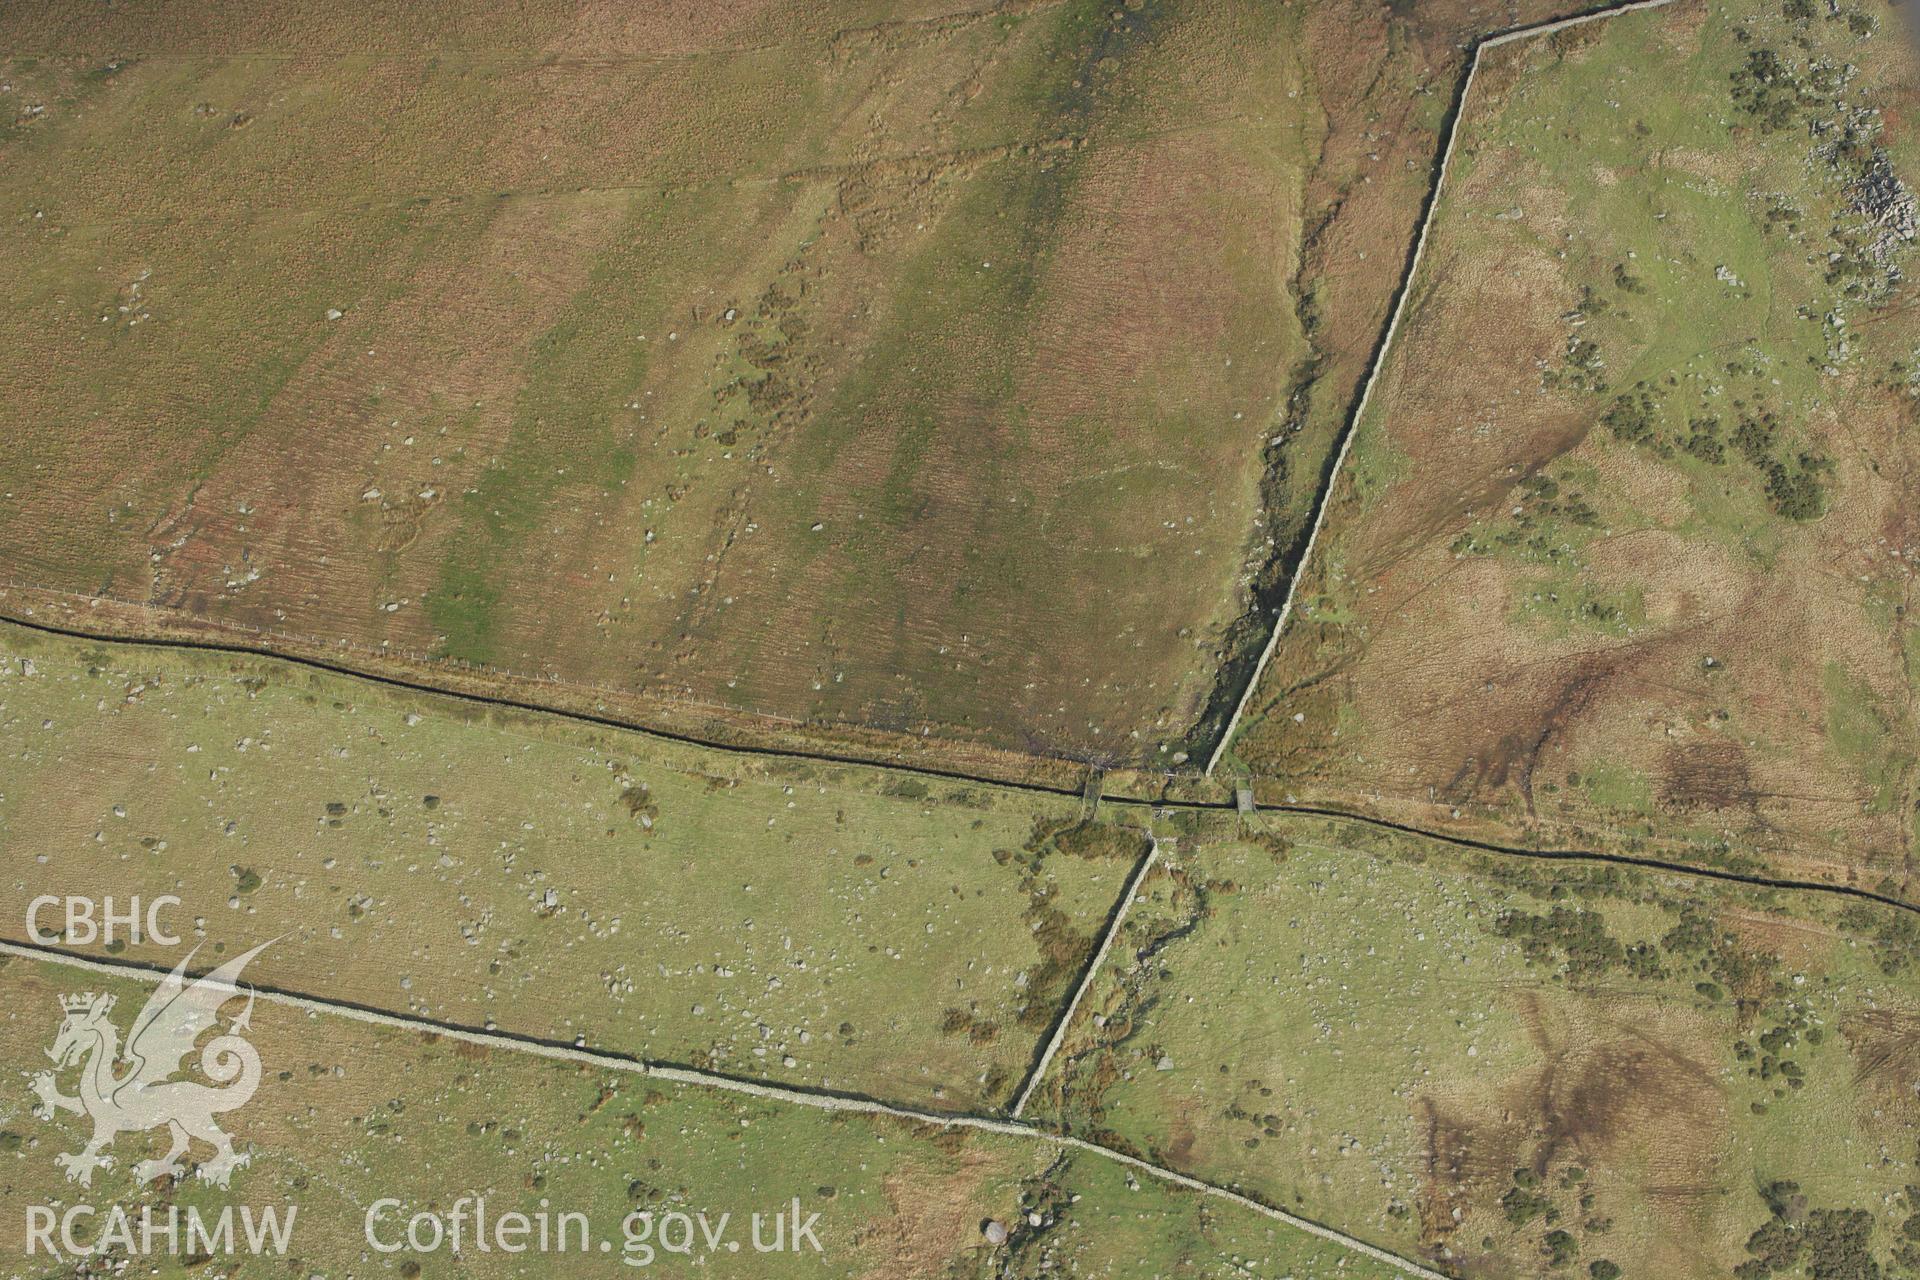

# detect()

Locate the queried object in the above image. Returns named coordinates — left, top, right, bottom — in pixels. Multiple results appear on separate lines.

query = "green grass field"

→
left=1227, top=0, right=1920, bottom=896
left=10, top=1, right=1920, bottom=1277
left=0, top=952, right=1408, bottom=1279
left=0, top=619, right=1151, bottom=1111
left=1030, top=812, right=1920, bottom=1277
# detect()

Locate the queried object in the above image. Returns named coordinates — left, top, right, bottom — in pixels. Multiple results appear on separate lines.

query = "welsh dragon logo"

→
left=30, top=942, right=271, bottom=1188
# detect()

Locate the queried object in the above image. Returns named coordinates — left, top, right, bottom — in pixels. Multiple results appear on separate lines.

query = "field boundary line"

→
left=0, top=935, right=1446, bottom=1280
left=3, top=606, right=1915, bottom=917
left=1202, top=0, right=1684, bottom=776
left=0, top=1, right=1681, bottom=801
left=0, top=601, right=1112, bottom=804
left=1010, top=836, right=1161, bottom=1117
left=1268, top=802, right=1920, bottom=917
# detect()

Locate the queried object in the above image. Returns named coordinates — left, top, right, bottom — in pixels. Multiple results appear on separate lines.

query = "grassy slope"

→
left=1031, top=811, right=1920, bottom=1277
left=0, top=953, right=1406, bottom=1279
left=0, top=619, right=1152, bottom=1113
left=0, top=0, right=1312, bottom=766
left=1228, top=0, right=1920, bottom=894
